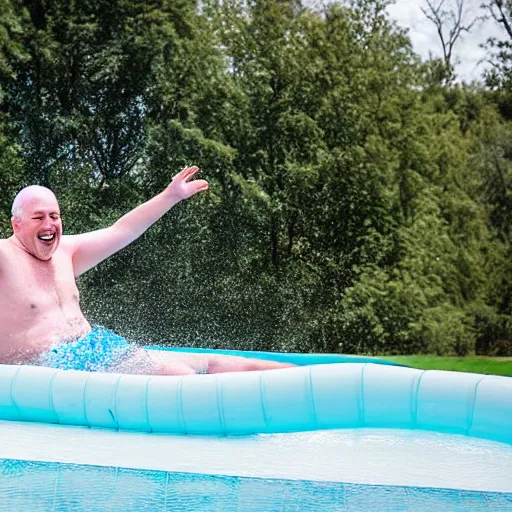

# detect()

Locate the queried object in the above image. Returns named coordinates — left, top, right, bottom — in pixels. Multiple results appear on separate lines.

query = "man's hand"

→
left=166, top=166, right=209, bottom=202
left=67, top=165, right=209, bottom=277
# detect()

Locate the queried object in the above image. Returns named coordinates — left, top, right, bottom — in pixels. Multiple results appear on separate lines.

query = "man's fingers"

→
left=180, top=166, right=199, bottom=181
left=192, top=179, right=209, bottom=192
left=169, top=166, right=207, bottom=200
left=177, top=167, right=189, bottom=178
left=185, top=166, right=200, bottom=181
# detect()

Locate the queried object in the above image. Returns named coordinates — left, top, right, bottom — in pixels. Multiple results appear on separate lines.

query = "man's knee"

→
left=207, top=356, right=295, bottom=374
left=151, top=358, right=196, bottom=376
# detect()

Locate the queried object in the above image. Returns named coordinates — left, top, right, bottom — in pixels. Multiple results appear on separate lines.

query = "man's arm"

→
left=66, top=167, right=208, bottom=277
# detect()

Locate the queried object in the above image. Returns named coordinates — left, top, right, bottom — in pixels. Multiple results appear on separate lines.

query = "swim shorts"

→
left=40, top=327, right=134, bottom=372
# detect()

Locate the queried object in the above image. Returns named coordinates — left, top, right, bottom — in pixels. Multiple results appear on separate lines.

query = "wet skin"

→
left=0, top=192, right=91, bottom=363
left=0, top=173, right=293, bottom=374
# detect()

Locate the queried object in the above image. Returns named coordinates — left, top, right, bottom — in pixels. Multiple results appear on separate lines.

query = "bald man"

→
left=0, top=167, right=293, bottom=375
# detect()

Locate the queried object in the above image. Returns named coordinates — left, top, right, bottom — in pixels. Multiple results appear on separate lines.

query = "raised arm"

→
left=67, top=167, right=208, bottom=277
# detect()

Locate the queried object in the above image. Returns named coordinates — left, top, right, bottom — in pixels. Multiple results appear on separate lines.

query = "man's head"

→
left=11, top=185, right=62, bottom=261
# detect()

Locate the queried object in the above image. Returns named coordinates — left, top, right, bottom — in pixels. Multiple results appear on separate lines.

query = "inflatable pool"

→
left=1, top=349, right=511, bottom=511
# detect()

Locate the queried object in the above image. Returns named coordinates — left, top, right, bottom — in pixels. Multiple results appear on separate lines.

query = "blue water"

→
left=1, top=459, right=511, bottom=511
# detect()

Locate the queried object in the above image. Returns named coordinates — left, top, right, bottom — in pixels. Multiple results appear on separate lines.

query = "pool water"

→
left=1, top=421, right=512, bottom=511
left=1, top=459, right=512, bottom=511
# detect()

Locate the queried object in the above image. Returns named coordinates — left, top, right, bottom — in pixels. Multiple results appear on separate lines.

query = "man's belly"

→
left=0, top=311, right=92, bottom=364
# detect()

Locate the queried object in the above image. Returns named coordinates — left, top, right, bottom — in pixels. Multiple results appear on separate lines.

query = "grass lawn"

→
left=385, top=355, right=512, bottom=377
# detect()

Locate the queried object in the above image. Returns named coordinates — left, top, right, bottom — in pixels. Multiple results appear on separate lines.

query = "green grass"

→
left=385, top=355, right=512, bottom=377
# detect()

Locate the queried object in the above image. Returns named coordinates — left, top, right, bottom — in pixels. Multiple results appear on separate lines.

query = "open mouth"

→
left=38, top=234, right=55, bottom=243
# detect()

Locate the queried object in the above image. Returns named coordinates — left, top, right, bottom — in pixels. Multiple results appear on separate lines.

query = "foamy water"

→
left=1, top=421, right=511, bottom=492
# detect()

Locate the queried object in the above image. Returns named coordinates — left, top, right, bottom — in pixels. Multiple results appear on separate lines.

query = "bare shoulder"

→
left=59, top=233, right=92, bottom=262
left=59, top=234, right=78, bottom=255
left=0, top=239, right=11, bottom=271
left=0, top=239, right=10, bottom=257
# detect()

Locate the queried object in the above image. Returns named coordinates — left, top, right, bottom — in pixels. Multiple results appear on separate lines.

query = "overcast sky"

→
left=386, top=0, right=504, bottom=82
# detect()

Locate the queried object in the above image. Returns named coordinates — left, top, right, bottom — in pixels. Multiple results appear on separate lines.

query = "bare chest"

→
left=0, top=247, right=80, bottom=312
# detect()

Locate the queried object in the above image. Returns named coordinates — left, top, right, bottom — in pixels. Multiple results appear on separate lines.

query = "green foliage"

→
left=0, top=0, right=28, bottom=103
left=4, top=0, right=203, bottom=186
left=467, top=302, right=512, bottom=356
left=0, top=127, right=26, bottom=235
left=0, top=0, right=510, bottom=355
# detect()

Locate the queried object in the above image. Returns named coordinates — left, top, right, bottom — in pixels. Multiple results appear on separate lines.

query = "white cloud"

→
left=386, top=0, right=505, bottom=82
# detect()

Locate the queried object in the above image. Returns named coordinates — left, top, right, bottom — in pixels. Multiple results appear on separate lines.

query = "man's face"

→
left=12, top=193, right=63, bottom=261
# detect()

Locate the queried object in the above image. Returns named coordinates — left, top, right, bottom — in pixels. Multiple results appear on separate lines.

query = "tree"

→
left=0, top=0, right=28, bottom=106
left=482, top=0, right=512, bottom=90
left=421, top=0, right=479, bottom=83
left=5, top=0, right=202, bottom=187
